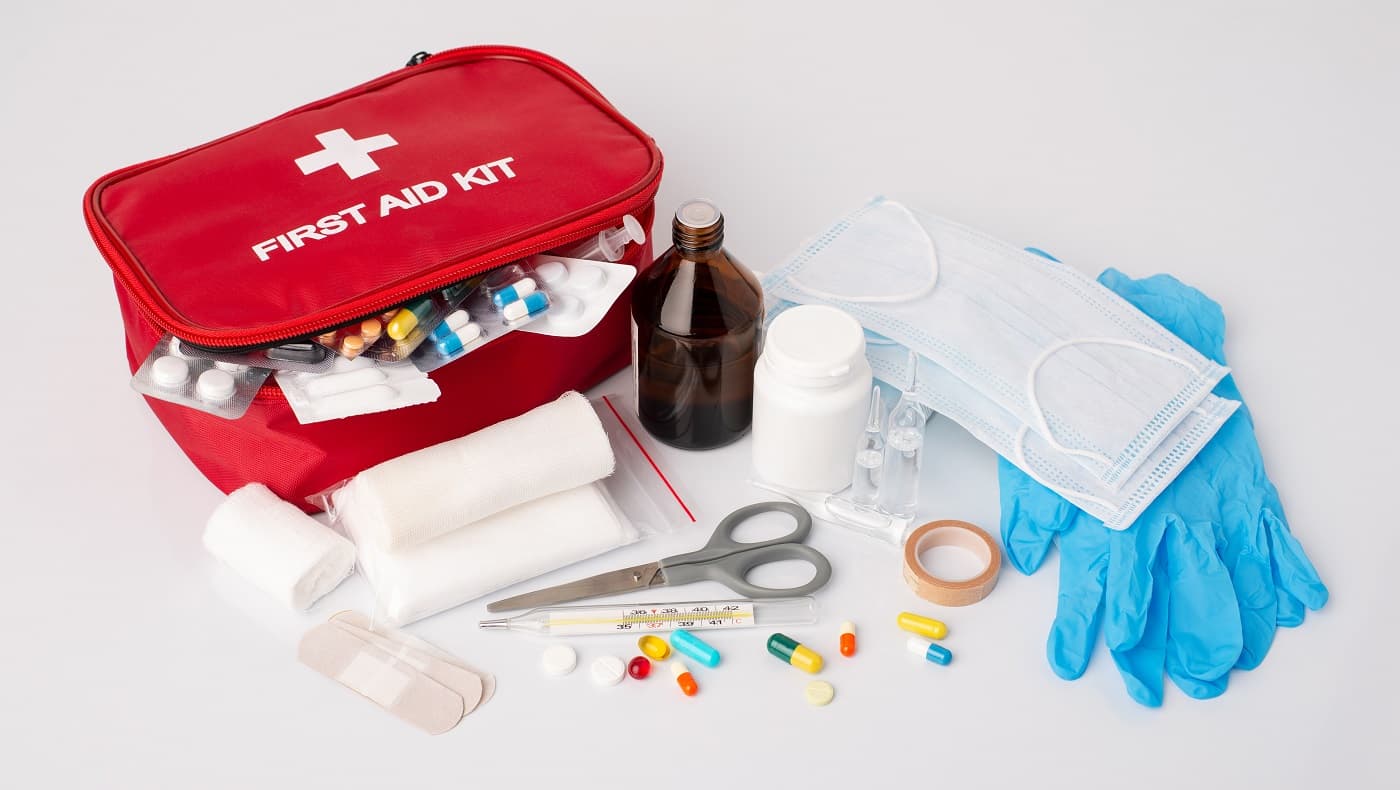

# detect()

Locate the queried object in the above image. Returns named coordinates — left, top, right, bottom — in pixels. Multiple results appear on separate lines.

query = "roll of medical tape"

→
left=902, top=520, right=1001, bottom=606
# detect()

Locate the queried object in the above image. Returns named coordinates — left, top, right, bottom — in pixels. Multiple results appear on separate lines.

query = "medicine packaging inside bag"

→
left=308, top=391, right=686, bottom=624
left=131, top=335, right=273, bottom=420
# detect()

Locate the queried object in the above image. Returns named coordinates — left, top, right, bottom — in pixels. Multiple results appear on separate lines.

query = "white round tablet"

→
left=197, top=369, right=237, bottom=402
left=535, top=260, right=568, bottom=287
left=151, top=356, right=190, bottom=388
left=541, top=644, right=577, bottom=677
left=570, top=263, right=605, bottom=292
left=549, top=294, right=585, bottom=322
left=214, top=360, right=249, bottom=373
left=590, top=656, right=626, bottom=687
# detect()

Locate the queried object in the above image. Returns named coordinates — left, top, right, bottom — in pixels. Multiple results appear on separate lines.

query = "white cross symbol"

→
left=294, top=128, right=399, bottom=179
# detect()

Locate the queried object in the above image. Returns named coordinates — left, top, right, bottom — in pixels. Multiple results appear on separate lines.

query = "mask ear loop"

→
left=788, top=202, right=940, bottom=303
left=1011, top=425, right=1119, bottom=515
left=1024, top=337, right=1212, bottom=466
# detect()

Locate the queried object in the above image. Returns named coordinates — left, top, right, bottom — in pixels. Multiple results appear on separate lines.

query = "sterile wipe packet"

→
left=276, top=356, right=440, bottom=424
left=519, top=255, right=636, bottom=338
left=131, top=335, right=273, bottom=420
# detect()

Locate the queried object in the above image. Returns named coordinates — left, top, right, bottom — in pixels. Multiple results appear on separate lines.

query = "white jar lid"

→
left=764, top=305, right=866, bottom=381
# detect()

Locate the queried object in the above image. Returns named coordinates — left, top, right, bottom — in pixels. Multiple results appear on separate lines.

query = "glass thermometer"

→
left=478, top=597, right=818, bottom=637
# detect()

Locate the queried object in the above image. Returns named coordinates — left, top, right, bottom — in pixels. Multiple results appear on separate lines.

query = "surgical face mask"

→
left=861, top=334, right=1238, bottom=529
left=764, top=198, right=1233, bottom=493
left=763, top=200, right=1241, bottom=530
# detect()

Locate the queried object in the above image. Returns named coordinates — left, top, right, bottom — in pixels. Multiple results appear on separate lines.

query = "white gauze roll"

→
left=333, top=391, right=615, bottom=551
left=353, top=483, right=638, bottom=625
left=203, top=483, right=356, bottom=609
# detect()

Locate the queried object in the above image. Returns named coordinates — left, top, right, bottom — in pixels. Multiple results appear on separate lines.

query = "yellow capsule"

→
left=767, top=633, right=823, bottom=674
left=897, top=611, right=948, bottom=640
left=638, top=634, right=671, bottom=660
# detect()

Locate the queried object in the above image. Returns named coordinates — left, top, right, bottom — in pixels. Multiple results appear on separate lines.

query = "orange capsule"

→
left=839, top=620, right=856, bottom=657
left=671, top=660, right=698, bottom=697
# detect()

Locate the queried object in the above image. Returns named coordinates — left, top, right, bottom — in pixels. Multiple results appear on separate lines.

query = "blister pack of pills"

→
left=175, top=340, right=337, bottom=373
left=312, top=282, right=475, bottom=362
left=276, top=356, right=441, bottom=424
left=518, top=255, right=637, bottom=338
left=131, top=335, right=274, bottom=419
left=411, top=263, right=552, bottom=373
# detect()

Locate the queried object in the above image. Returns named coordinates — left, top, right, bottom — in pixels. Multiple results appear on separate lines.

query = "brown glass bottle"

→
left=631, top=200, right=763, bottom=450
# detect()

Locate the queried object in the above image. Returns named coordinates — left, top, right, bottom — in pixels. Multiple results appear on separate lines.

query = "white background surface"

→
left=4, top=2, right=1397, bottom=787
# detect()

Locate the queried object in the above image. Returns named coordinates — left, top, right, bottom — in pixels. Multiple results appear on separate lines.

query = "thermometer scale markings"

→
left=545, top=603, right=756, bottom=635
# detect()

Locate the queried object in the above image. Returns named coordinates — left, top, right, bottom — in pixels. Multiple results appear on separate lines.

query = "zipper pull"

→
left=405, top=51, right=432, bottom=67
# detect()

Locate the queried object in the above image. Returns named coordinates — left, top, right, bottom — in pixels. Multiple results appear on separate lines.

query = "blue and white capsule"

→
left=907, top=635, right=952, bottom=666
left=490, top=277, right=538, bottom=309
left=669, top=629, right=721, bottom=668
left=436, top=322, right=483, bottom=355
left=431, top=309, right=472, bottom=341
left=502, top=291, right=550, bottom=324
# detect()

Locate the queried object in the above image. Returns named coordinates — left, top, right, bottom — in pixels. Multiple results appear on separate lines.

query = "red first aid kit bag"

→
left=83, top=45, right=663, bottom=508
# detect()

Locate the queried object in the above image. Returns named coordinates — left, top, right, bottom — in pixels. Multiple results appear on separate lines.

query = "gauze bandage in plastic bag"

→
left=763, top=198, right=1234, bottom=493
left=328, top=391, right=615, bottom=551
left=863, top=336, right=1238, bottom=529
left=350, top=482, right=639, bottom=625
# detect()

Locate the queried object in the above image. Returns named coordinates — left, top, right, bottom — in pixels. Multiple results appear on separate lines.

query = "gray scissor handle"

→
left=659, top=501, right=833, bottom=598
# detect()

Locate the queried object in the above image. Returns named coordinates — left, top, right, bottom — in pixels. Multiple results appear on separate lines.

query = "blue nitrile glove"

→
left=1000, top=263, right=1329, bottom=706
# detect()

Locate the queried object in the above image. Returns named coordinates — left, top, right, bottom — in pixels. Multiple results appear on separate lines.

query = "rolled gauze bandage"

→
left=203, top=483, right=356, bottom=609
left=332, top=391, right=615, bottom=551
left=352, top=482, right=638, bottom=625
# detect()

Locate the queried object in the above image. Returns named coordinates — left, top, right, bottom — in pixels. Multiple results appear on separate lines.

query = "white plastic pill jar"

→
left=752, top=305, right=872, bottom=492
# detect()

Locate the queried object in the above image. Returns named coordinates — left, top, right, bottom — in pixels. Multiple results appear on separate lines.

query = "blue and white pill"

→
left=431, top=309, right=472, bottom=340
left=490, top=277, right=538, bottom=309
left=907, top=635, right=953, bottom=666
left=502, top=290, right=550, bottom=323
left=669, top=629, right=721, bottom=668
left=436, top=323, right=483, bottom=355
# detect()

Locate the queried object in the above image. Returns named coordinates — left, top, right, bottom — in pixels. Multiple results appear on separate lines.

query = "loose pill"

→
left=151, top=356, right=190, bottom=388
left=591, top=656, right=627, bottom=687
left=669, top=629, right=721, bottom=668
left=502, top=291, right=549, bottom=323
left=540, top=644, right=577, bottom=677
left=907, top=635, right=953, bottom=666
left=897, top=611, right=948, bottom=640
left=804, top=680, right=835, bottom=707
left=436, top=323, right=483, bottom=355
left=638, top=634, right=671, bottom=660
left=628, top=656, right=651, bottom=679
left=491, top=277, right=538, bottom=309
left=197, top=369, right=237, bottom=402
left=670, top=660, right=698, bottom=697
left=767, top=633, right=823, bottom=674
left=839, top=621, right=857, bottom=657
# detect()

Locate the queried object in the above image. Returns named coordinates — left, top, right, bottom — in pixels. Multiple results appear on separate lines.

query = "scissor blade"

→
left=484, top=562, right=665, bottom=613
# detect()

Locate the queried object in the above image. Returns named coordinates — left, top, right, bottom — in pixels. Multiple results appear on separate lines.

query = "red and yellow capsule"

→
left=839, top=620, right=856, bottom=657
left=671, top=660, right=698, bottom=697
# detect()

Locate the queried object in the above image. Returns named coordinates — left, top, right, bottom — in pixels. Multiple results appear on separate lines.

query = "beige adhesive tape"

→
left=902, top=520, right=1002, bottom=606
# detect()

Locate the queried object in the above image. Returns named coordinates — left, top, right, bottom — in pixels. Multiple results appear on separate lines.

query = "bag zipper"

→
left=85, top=45, right=661, bottom=350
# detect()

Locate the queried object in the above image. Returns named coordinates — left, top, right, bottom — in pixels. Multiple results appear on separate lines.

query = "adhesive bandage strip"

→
left=328, top=613, right=486, bottom=715
left=297, top=623, right=464, bottom=735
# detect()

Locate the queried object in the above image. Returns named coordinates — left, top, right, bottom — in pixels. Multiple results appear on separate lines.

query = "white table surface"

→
left=4, top=2, right=1397, bottom=787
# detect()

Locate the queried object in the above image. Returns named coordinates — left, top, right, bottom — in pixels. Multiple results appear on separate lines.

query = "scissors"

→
left=485, top=501, right=832, bottom=612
